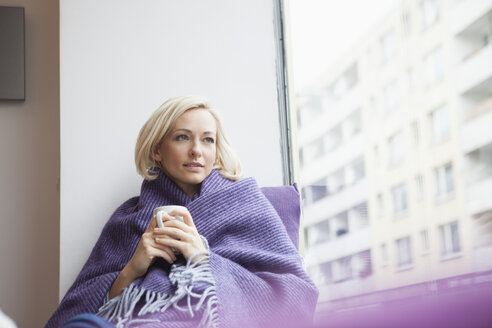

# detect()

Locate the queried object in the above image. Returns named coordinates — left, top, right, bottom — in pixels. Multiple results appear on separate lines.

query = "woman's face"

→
left=154, top=108, right=217, bottom=197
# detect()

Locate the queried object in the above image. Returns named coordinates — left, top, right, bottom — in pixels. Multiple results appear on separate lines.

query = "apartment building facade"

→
left=297, top=0, right=492, bottom=312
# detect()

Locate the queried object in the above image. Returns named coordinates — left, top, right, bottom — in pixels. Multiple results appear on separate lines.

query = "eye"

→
left=204, top=137, right=215, bottom=144
left=176, top=134, right=189, bottom=141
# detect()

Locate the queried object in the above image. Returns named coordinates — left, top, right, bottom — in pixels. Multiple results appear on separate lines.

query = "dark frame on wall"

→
left=0, top=6, right=25, bottom=100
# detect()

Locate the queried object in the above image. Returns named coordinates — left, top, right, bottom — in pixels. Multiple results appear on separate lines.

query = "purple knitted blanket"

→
left=45, top=170, right=318, bottom=328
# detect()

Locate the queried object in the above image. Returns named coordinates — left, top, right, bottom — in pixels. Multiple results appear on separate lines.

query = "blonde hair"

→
left=135, top=95, right=243, bottom=181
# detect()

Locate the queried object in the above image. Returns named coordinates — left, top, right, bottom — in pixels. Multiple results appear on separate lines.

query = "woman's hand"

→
left=109, top=216, right=176, bottom=299
left=153, top=207, right=208, bottom=264
left=126, top=216, right=177, bottom=277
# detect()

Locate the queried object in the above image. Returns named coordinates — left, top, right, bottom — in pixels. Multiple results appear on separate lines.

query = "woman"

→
left=45, top=95, right=318, bottom=328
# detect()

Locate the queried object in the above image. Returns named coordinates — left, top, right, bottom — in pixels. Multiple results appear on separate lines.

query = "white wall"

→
left=60, top=0, right=283, bottom=298
left=0, top=0, right=60, bottom=326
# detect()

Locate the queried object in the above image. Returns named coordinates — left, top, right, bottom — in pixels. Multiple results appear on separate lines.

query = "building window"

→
left=377, top=193, right=384, bottom=217
left=407, top=67, right=416, bottom=91
left=306, top=220, right=330, bottom=246
left=381, top=29, right=397, bottom=63
left=308, top=262, right=332, bottom=286
left=349, top=203, right=369, bottom=230
left=389, top=131, right=405, bottom=165
left=342, top=109, right=362, bottom=140
left=415, top=174, right=424, bottom=202
left=298, top=97, right=323, bottom=128
left=401, top=10, right=412, bottom=36
left=396, top=236, right=413, bottom=268
left=346, top=157, right=365, bottom=186
left=370, top=96, right=378, bottom=113
left=303, top=177, right=331, bottom=205
left=430, top=105, right=450, bottom=143
left=440, top=222, right=460, bottom=258
left=333, top=212, right=349, bottom=238
left=421, top=230, right=430, bottom=252
left=303, top=137, right=324, bottom=166
left=435, top=162, right=454, bottom=200
left=383, top=80, right=401, bottom=112
left=392, top=183, right=408, bottom=217
left=424, top=46, right=444, bottom=85
left=332, top=255, right=353, bottom=282
left=421, top=0, right=439, bottom=29
left=411, top=121, right=420, bottom=147
left=326, top=169, right=345, bottom=196
left=381, top=243, right=389, bottom=264
left=374, top=144, right=380, bottom=166
left=353, top=250, right=372, bottom=278
left=325, top=125, right=342, bottom=153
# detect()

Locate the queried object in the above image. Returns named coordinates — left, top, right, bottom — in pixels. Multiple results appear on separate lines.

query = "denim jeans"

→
left=62, top=313, right=114, bottom=328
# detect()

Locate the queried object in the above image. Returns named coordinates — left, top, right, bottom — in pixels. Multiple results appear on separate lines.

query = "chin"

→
left=183, top=174, right=207, bottom=184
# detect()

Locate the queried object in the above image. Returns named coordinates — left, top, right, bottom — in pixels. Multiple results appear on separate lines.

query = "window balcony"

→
left=456, top=42, right=492, bottom=97
left=462, top=105, right=492, bottom=154
left=303, top=178, right=368, bottom=224
left=317, top=275, right=376, bottom=303
left=464, top=96, right=492, bottom=122
left=466, top=175, right=492, bottom=216
left=299, top=85, right=362, bottom=146
left=305, top=230, right=371, bottom=268
left=301, top=133, right=364, bottom=185
left=450, top=0, right=492, bottom=36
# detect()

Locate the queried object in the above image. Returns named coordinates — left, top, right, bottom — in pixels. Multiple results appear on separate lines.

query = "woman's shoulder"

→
left=106, top=196, right=141, bottom=224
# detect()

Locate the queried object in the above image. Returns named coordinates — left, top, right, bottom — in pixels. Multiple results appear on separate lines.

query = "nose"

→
left=190, top=139, right=202, bottom=158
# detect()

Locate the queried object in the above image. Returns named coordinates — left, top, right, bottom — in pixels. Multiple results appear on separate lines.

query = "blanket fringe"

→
left=97, top=251, right=219, bottom=328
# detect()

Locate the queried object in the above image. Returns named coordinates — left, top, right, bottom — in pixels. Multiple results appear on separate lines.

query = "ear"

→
left=153, top=146, right=163, bottom=162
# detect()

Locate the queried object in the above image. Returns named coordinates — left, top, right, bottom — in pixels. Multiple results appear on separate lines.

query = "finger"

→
left=168, top=208, right=194, bottom=227
left=160, top=212, right=174, bottom=223
left=161, top=219, right=194, bottom=234
left=150, top=247, right=175, bottom=264
left=150, top=241, right=176, bottom=262
left=154, top=227, right=190, bottom=241
left=147, top=215, right=159, bottom=231
left=154, top=237, right=183, bottom=252
left=153, top=241, right=176, bottom=262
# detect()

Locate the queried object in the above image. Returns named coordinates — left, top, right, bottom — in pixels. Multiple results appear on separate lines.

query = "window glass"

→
left=383, top=79, right=401, bottom=112
left=306, top=220, right=330, bottom=246
left=376, top=193, right=384, bottom=217
left=415, top=174, right=424, bottom=201
left=411, top=121, right=420, bottom=146
left=381, top=243, right=389, bottom=264
left=287, top=0, right=492, bottom=323
left=388, top=131, right=405, bottom=164
left=421, top=230, right=430, bottom=252
left=421, top=0, right=439, bottom=29
left=396, top=236, right=413, bottom=267
left=381, top=29, right=397, bottom=63
left=430, top=105, right=450, bottom=143
left=424, top=46, right=444, bottom=85
left=392, top=183, right=408, bottom=216
left=439, top=221, right=460, bottom=257
left=435, top=162, right=454, bottom=199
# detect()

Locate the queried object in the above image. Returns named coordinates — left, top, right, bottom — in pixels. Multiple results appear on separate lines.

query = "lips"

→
left=183, top=162, right=204, bottom=167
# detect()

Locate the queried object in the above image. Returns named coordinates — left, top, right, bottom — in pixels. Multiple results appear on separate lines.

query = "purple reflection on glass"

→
left=314, top=270, right=492, bottom=328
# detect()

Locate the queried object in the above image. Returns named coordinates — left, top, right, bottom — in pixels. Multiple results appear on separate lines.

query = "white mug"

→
left=153, top=205, right=185, bottom=228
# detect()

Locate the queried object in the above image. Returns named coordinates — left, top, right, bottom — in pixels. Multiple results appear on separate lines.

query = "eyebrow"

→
left=173, top=128, right=216, bottom=135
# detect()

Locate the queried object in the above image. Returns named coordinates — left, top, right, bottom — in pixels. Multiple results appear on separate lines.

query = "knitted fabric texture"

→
left=45, top=169, right=318, bottom=328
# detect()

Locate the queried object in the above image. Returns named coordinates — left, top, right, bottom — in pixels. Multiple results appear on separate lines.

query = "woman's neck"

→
left=159, top=168, right=200, bottom=199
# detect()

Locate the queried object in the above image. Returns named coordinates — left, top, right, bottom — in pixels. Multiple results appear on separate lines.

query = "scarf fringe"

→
left=97, top=252, right=219, bottom=328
